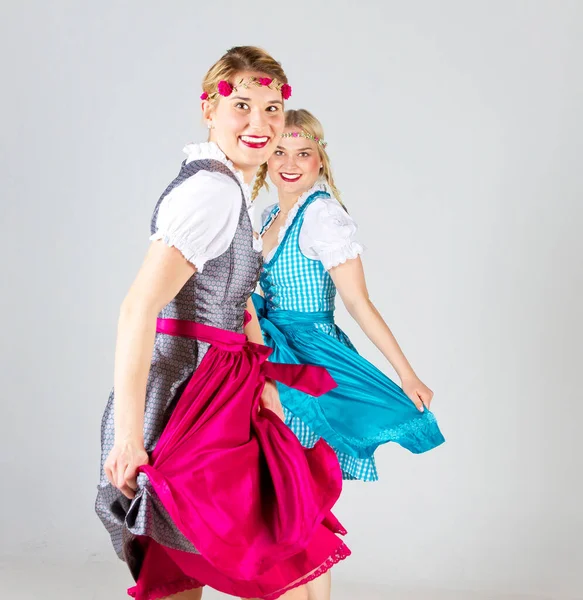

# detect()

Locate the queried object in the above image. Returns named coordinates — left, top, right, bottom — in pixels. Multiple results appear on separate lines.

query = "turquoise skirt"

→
left=253, top=294, right=445, bottom=480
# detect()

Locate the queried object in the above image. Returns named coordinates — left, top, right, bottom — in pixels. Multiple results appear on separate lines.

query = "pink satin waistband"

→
left=156, top=317, right=248, bottom=350
left=156, top=316, right=337, bottom=398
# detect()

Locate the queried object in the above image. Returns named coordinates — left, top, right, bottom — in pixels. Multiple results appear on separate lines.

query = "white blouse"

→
left=262, top=182, right=364, bottom=270
left=150, top=142, right=259, bottom=271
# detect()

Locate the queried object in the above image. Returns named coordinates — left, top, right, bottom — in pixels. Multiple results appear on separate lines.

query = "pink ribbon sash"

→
left=156, top=317, right=337, bottom=397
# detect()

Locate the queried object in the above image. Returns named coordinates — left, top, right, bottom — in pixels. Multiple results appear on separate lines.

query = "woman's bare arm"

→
left=329, top=257, right=433, bottom=411
left=105, top=241, right=195, bottom=498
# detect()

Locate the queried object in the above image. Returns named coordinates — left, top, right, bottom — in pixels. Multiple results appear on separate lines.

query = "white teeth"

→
left=240, top=135, right=268, bottom=143
left=282, top=173, right=301, bottom=180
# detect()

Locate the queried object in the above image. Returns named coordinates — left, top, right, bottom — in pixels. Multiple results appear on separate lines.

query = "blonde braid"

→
left=324, top=171, right=347, bottom=212
left=252, top=163, right=269, bottom=201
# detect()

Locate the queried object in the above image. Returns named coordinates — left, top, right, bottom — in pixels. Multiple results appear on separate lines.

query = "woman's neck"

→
left=277, top=183, right=316, bottom=214
left=277, top=190, right=301, bottom=214
left=208, top=139, right=256, bottom=184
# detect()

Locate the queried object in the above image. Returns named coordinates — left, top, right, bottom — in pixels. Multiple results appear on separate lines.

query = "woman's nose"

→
left=249, top=107, right=268, bottom=130
left=282, top=155, right=298, bottom=170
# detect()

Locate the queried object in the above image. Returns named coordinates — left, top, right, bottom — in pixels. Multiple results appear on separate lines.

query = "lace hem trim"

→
left=127, top=577, right=202, bottom=600
left=126, top=545, right=350, bottom=600
left=263, top=542, right=351, bottom=600
left=280, top=383, right=446, bottom=459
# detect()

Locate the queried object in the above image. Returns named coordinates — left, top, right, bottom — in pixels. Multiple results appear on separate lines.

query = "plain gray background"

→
left=1, top=1, right=581, bottom=599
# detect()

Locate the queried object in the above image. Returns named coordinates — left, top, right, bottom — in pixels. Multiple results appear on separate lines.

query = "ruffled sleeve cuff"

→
left=317, top=240, right=364, bottom=270
left=149, top=230, right=212, bottom=272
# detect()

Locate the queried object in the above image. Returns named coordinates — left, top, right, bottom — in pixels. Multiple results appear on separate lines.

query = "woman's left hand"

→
left=401, top=376, right=434, bottom=412
left=260, top=379, right=285, bottom=420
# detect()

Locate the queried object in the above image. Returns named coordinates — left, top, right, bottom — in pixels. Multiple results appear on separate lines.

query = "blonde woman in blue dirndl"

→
left=251, top=109, right=445, bottom=599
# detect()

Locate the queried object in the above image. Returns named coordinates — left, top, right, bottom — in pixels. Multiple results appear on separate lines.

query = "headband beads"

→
left=281, top=131, right=327, bottom=148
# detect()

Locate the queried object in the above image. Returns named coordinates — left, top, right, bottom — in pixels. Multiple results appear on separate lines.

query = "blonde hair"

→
left=252, top=109, right=344, bottom=208
left=252, top=162, right=269, bottom=202
left=202, top=46, right=288, bottom=104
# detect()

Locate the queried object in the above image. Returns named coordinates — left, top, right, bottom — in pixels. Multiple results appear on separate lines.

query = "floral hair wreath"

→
left=201, top=76, right=292, bottom=101
left=281, top=131, right=328, bottom=148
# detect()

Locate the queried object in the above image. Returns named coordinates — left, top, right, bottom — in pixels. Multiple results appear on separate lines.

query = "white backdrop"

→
left=0, top=1, right=581, bottom=598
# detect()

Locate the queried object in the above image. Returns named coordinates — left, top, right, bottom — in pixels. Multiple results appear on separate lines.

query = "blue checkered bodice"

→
left=259, top=191, right=336, bottom=312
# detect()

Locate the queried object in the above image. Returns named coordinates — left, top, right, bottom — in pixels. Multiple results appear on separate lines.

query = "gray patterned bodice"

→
left=151, top=158, right=261, bottom=331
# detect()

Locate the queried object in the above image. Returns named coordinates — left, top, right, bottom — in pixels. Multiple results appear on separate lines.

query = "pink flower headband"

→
left=281, top=131, right=328, bottom=148
left=201, top=76, right=292, bottom=101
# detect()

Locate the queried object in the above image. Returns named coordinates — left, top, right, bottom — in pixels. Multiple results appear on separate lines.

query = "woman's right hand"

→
left=104, top=439, right=149, bottom=500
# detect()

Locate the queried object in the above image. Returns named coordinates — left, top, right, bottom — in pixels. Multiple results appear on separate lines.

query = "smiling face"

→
left=267, top=127, right=323, bottom=196
left=202, top=71, right=285, bottom=181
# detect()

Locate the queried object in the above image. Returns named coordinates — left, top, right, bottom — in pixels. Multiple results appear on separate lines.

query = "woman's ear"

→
left=201, top=99, right=215, bottom=128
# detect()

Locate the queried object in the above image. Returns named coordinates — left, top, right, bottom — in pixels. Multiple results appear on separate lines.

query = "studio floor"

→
left=0, top=558, right=570, bottom=600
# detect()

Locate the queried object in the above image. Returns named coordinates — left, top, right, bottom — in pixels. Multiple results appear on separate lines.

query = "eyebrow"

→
left=231, top=95, right=284, bottom=106
left=276, top=146, right=312, bottom=151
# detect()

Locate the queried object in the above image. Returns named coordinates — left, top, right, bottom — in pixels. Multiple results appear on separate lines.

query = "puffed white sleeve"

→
left=150, top=170, right=241, bottom=272
left=299, top=196, right=364, bottom=270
